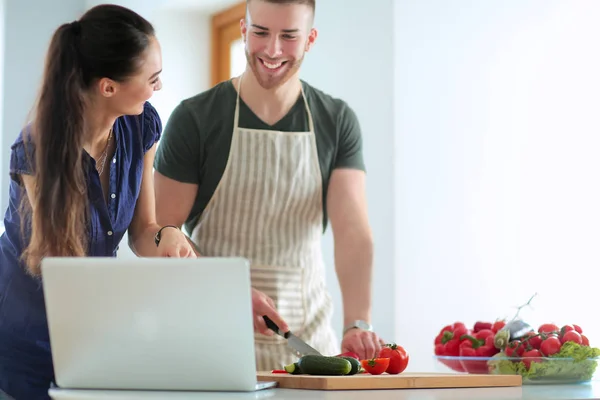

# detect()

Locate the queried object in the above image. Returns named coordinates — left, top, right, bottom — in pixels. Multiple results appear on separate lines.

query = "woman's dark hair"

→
left=22, top=4, right=155, bottom=275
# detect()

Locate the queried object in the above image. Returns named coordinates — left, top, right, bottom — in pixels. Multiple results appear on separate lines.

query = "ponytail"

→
left=22, top=21, right=89, bottom=275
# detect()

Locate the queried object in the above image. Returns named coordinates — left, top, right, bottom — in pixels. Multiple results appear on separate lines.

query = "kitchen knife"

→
left=262, top=315, right=322, bottom=356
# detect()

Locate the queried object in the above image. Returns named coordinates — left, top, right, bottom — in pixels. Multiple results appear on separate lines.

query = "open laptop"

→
left=40, top=257, right=277, bottom=399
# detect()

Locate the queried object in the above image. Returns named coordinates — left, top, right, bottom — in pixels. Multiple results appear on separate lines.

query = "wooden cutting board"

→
left=256, top=372, right=522, bottom=390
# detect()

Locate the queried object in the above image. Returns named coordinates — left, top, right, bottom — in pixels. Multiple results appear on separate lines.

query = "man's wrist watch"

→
left=343, top=320, right=373, bottom=335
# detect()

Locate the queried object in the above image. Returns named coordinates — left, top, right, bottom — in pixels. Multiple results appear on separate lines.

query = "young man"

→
left=154, top=0, right=384, bottom=370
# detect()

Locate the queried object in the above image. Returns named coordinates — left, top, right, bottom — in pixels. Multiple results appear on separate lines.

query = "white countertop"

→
left=48, top=382, right=600, bottom=400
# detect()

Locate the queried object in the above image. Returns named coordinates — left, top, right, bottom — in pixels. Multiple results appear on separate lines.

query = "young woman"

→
left=0, top=5, right=195, bottom=399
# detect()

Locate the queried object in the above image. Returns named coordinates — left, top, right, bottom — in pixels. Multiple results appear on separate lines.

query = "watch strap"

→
left=343, top=320, right=373, bottom=335
left=154, top=225, right=180, bottom=247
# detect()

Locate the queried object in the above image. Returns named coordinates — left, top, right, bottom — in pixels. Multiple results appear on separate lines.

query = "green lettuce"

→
left=488, top=342, right=600, bottom=383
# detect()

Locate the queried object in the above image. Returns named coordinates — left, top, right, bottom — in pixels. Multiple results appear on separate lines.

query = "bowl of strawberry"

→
left=434, top=320, right=600, bottom=384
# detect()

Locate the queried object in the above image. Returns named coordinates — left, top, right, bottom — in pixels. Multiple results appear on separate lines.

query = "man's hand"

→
left=252, top=288, right=289, bottom=336
left=341, top=329, right=386, bottom=360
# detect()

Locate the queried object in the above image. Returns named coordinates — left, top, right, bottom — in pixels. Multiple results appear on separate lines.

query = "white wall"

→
left=148, top=10, right=212, bottom=130
left=1, top=0, right=84, bottom=212
left=395, top=0, right=600, bottom=372
left=300, top=0, right=397, bottom=344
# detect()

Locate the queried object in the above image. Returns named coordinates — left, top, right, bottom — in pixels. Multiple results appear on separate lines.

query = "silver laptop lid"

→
left=41, top=257, right=258, bottom=392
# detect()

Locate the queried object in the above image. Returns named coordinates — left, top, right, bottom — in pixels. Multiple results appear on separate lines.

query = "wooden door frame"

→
left=211, top=2, right=246, bottom=87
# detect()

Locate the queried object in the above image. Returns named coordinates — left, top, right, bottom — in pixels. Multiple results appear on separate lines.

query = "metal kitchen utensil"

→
left=262, top=315, right=322, bottom=357
left=503, top=319, right=534, bottom=340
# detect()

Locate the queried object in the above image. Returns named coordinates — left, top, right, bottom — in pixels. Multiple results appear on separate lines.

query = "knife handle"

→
left=263, top=315, right=290, bottom=338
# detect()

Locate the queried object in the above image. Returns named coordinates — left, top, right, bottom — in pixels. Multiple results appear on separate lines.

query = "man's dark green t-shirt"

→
left=154, top=79, right=365, bottom=234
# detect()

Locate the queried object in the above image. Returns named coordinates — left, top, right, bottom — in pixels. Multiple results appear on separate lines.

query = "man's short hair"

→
left=246, top=0, right=315, bottom=14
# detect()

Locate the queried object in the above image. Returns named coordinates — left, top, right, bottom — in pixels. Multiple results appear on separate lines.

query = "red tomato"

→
left=582, top=335, right=590, bottom=346
left=540, top=336, right=561, bottom=356
left=522, top=331, right=542, bottom=349
left=522, top=349, right=542, bottom=369
left=506, top=340, right=525, bottom=357
left=379, top=344, right=409, bottom=374
left=361, top=358, right=390, bottom=375
left=560, top=325, right=575, bottom=337
left=561, top=330, right=583, bottom=345
left=538, top=323, right=559, bottom=334
left=573, top=324, right=583, bottom=334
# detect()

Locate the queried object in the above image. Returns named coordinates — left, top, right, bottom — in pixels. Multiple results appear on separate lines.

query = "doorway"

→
left=211, top=2, right=247, bottom=86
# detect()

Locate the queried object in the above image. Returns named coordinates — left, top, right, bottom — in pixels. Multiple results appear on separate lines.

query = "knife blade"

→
left=262, top=315, right=322, bottom=357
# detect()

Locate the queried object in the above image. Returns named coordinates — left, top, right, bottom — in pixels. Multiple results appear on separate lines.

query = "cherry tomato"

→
left=361, top=358, right=390, bottom=375
left=582, top=335, right=590, bottom=346
left=561, top=330, right=583, bottom=345
left=506, top=340, right=525, bottom=357
left=522, top=331, right=542, bottom=349
left=522, top=349, right=542, bottom=369
left=379, top=344, right=409, bottom=374
left=538, top=323, right=559, bottom=334
left=540, top=336, right=561, bottom=356
left=573, top=324, right=583, bottom=334
left=560, top=325, right=575, bottom=337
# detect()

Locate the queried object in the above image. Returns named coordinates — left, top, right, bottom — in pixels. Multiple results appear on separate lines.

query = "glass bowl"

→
left=434, top=355, right=600, bottom=384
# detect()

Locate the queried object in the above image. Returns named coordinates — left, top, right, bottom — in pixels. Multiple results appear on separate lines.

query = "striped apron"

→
left=190, top=75, right=339, bottom=371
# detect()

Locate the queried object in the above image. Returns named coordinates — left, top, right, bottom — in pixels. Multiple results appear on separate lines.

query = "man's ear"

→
left=240, top=18, right=248, bottom=43
left=305, top=28, right=318, bottom=52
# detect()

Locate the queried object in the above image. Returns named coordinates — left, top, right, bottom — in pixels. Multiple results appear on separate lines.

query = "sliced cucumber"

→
left=338, top=356, right=361, bottom=375
left=284, top=362, right=302, bottom=375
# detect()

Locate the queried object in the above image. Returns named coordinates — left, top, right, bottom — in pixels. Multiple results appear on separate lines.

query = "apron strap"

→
left=235, top=73, right=315, bottom=133
left=300, top=83, right=315, bottom=134
left=234, top=74, right=243, bottom=129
